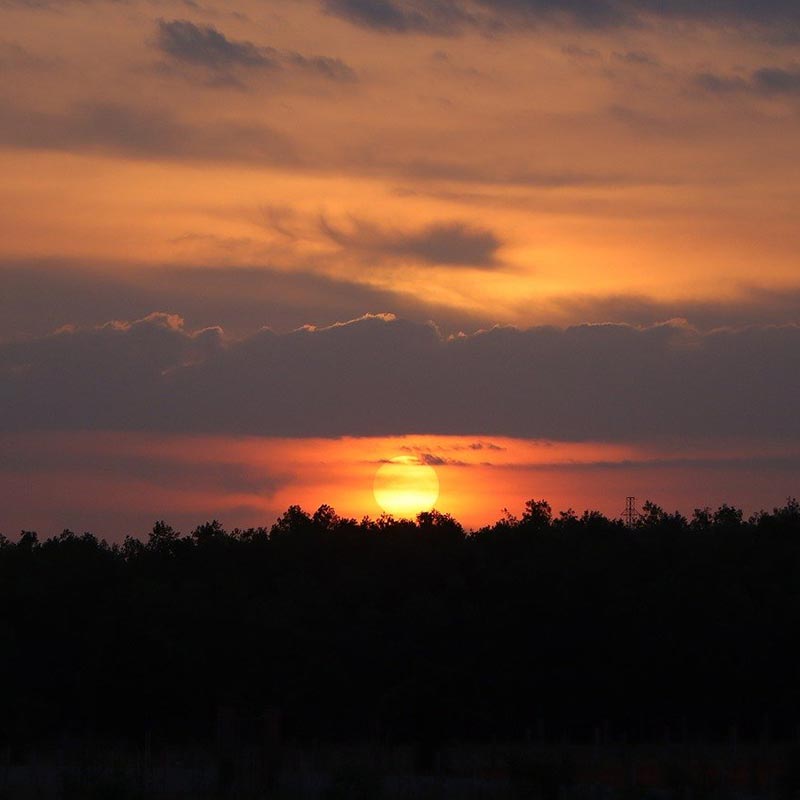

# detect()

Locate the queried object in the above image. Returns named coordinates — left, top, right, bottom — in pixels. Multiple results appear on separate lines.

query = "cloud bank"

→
left=322, top=0, right=800, bottom=35
left=2, top=313, right=798, bottom=442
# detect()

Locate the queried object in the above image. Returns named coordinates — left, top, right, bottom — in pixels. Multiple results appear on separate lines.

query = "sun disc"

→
left=373, top=456, right=439, bottom=518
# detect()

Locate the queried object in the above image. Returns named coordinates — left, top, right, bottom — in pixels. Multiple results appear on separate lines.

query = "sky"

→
left=2, top=0, right=800, bottom=537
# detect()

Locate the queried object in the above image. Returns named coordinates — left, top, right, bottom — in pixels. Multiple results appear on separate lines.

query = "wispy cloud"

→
left=320, top=217, right=503, bottom=267
left=694, top=65, right=800, bottom=95
left=155, top=19, right=357, bottom=85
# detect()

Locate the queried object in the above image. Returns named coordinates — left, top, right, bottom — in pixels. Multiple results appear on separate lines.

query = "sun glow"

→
left=373, top=456, right=439, bottom=518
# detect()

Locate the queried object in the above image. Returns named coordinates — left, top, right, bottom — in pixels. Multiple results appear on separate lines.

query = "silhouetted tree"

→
left=521, top=499, right=552, bottom=531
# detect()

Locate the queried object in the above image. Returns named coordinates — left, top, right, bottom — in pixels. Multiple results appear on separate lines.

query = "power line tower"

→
left=622, top=496, right=640, bottom=528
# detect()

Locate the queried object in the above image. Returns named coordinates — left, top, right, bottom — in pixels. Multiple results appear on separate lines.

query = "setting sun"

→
left=373, top=456, right=439, bottom=518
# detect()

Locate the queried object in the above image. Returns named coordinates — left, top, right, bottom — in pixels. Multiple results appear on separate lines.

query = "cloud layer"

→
left=0, top=101, right=297, bottom=163
left=5, top=263, right=800, bottom=343
left=2, top=313, right=798, bottom=442
left=322, top=0, right=800, bottom=35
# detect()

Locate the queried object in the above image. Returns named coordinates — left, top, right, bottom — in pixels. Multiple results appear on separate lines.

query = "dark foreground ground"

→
left=3, top=739, right=800, bottom=799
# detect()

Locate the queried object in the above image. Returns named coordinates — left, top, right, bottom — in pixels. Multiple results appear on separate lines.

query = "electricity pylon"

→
left=622, top=496, right=641, bottom=528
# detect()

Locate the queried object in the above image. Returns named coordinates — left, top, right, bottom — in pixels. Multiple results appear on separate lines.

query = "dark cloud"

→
left=155, top=19, right=356, bottom=83
left=693, top=72, right=749, bottom=93
left=752, top=66, right=800, bottom=93
left=400, top=440, right=504, bottom=454
left=0, top=100, right=297, bottom=163
left=322, top=0, right=800, bottom=36
left=321, top=218, right=503, bottom=267
left=323, top=0, right=479, bottom=36
left=283, top=51, right=358, bottom=82
left=694, top=65, right=800, bottom=95
left=417, top=452, right=469, bottom=465
left=156, top=18, right=275, bottom=69
left=2, top=314, right=800, bottom=443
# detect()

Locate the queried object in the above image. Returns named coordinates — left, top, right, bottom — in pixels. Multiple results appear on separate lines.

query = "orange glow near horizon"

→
left=1, top=431, right=799, bottom=540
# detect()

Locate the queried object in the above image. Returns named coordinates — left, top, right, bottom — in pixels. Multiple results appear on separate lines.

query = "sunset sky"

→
left=2, top=0, right=800, bottom=537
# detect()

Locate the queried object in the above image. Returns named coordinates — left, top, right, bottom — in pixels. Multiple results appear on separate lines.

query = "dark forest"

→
left=3, top=498, right=800, bottom=753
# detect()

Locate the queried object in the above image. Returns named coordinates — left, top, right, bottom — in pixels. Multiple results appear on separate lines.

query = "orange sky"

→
left=3, top=0, right=800, bottom=335
left=2, top=0, right=799, bottom=536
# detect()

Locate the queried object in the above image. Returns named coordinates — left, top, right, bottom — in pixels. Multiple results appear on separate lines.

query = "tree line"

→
left=2, top=498, right=800, bottom=750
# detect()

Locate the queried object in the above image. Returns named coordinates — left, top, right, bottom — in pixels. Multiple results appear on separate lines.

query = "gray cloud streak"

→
left=694, top=65, right=800, bottom=96
left=155, top=19, right=357, bottom=83
left=320, top=218, right=503, bottom=267
left=0, top=100, right=297, bottom=163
